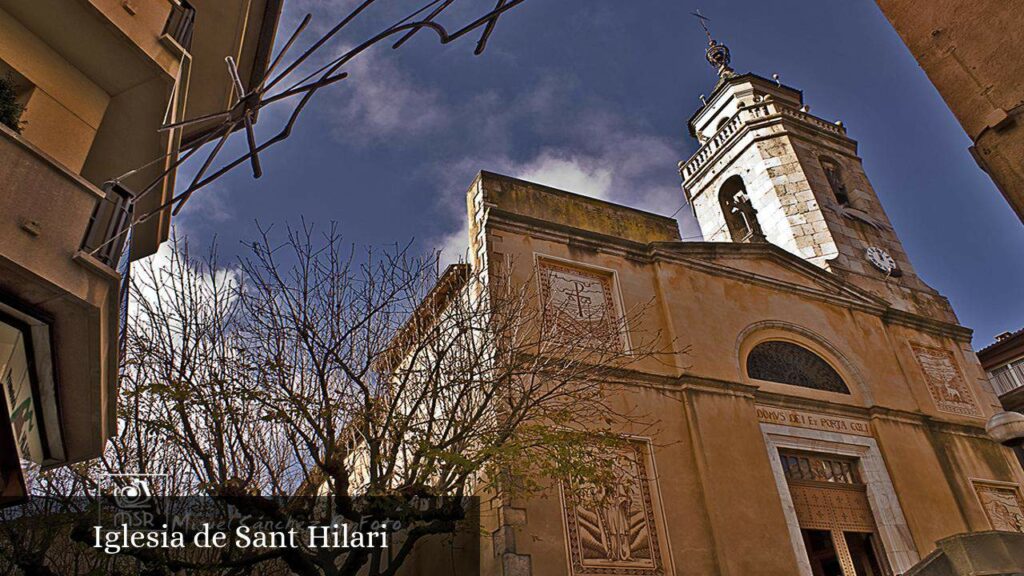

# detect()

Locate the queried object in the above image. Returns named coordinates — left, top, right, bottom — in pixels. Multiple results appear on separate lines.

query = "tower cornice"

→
left=680, top=98, right=852, bottom=190
left=687, top=72, right=803, bottom=138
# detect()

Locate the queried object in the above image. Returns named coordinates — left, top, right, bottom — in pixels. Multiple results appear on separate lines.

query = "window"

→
left=780, top=452, right=859, bottom=484
left=747, top=340, right=850, bottom=394
left=819, top=158, right=850, bottom=206
left=163, top=0, right=197, bottom=51
left=718, top=175, right=763, bottom=243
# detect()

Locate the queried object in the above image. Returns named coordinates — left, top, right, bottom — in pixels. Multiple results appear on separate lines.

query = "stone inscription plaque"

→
left=756, top=405, right=872, bottom=437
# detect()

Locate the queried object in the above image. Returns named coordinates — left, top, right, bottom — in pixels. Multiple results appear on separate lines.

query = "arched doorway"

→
left=780, top=450, right=891, bottom=576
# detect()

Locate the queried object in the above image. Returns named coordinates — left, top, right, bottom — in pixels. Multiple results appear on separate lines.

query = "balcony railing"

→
left=163, top=0, right=196, bottom=51
left=80, top=182, right=134, bottom=364
left=991, top=360, right=1024, bottom=397
left=81, top=182, right=135, bottom=269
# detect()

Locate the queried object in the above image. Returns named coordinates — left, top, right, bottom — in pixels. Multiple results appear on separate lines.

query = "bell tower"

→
left=678, top=28, right=956, bottom=321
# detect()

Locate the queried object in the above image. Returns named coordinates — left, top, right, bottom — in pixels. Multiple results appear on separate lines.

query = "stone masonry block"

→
left=502, top=507, right=527, bottom=526
left=503, top=553, right=532, bottom=576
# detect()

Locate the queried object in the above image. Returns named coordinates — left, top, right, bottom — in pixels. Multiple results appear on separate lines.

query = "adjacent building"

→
left=978, top=329, right=1024, bottom=469
left=875, top=0, right=1024, bottom=224
left=449, top=36, right=1024, bottom=576
left=0, top=0, right=281, bottom=502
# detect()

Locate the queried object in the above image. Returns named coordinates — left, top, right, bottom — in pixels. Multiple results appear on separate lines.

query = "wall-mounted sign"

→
left=756, top=404, right=872, bottom=437
left=1, top=320, right=44, bottom=462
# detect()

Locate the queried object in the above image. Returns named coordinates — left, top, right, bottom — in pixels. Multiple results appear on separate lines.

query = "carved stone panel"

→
left=538, top=259, right=622, bottom=350
left=911, top=344, right=980, bottom=417
left=559, top=440, right=665, bottom=576
left=788, top=483, right=877, bottom=533
left=974, top=482, right=1024, bottom=533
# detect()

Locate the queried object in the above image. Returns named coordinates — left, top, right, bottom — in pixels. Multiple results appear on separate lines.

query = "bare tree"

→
left=2, top=224, right=675, bottom=576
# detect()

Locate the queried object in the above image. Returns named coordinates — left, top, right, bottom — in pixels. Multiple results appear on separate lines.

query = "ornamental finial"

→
left=691, top=10, right=734, bottom=77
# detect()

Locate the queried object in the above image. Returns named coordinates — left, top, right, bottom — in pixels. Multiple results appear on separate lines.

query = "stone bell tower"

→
left=678, top=30, right=956, bottom=321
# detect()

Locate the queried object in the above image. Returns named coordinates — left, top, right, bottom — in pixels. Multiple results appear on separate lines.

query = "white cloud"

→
left=129, top=228, right=241, bottom=323
left=516, top=153, right=614, bottom=200
left=433, top=114, right=698, bottom=263
left=329, top=45, right=446, bottom=141
left=438, top=219, right=469, bottom=267
left=263, top=23, right=701, bottom=257
left=175, top=182, right=233, bottom=229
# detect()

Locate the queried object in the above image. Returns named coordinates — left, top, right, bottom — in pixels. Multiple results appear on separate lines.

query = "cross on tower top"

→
left=690, top=9, right=734, bottom=77
left=691, top=10, right=713, bottom=44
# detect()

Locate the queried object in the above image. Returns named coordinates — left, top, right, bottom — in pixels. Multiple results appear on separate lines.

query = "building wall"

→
left=977, top=331, right=1024, bottom=471
left=0, top=125, right=120, bottom=463
left=0, top=5, right=110, bottom=171
left=85, top=0, right=185, bottom=75
left=471, top=172, right=1024, bottom=576
left=0, top=0, right=280, bottom=493
left=876, top=0, right=1024, bottom=223
left=0, top=0, right=186, bottom=471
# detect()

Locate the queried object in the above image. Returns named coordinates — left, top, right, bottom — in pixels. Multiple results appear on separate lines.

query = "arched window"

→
left=819, top=158, right=850, bottom=206
left=747, top=341, right=850, bottom=394
left=718, top=175, right=763, bottom=243
left=715, top=116, right=730, bottom=132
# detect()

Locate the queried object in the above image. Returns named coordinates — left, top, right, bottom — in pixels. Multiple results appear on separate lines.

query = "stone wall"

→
left=681, top=76, right=957, bottom=322
left=876, top=0, right=1024, bottom=224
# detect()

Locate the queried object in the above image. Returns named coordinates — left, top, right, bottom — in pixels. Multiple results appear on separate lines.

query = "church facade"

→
left=461, top=35, right=1024, bottom=576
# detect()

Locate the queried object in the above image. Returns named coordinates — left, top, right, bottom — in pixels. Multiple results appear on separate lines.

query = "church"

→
left=451, top=30, right=1024, bottom=576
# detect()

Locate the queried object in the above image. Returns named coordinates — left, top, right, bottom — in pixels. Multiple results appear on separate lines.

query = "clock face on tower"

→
left=865, top=246, right=902, bottom=276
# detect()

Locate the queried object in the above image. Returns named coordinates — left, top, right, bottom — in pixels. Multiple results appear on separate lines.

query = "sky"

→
left=170, top=0, right=1024, bottom=350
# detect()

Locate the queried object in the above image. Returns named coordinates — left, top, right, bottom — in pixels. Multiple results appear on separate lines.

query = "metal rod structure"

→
left=90, top=0, right=532, bottom=263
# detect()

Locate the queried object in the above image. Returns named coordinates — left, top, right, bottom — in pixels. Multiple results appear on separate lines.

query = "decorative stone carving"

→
left=911, top=345, right=980, bottom=417
left=787, top=483, right=877, bottom=533
left=974, top=482, right=1024, bottom=533
left=538, top=259, right=622, bottom=350
left=559, top=440, right=664, bottom=576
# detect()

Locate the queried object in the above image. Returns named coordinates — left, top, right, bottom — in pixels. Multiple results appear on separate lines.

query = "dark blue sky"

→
left=174, top=0, right=1024, bottom=349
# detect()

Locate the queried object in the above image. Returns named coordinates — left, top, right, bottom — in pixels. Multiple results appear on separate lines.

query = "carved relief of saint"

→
left=560, top=440, right=664, bottom=576
left=593, top=472, right=635, bottom=562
